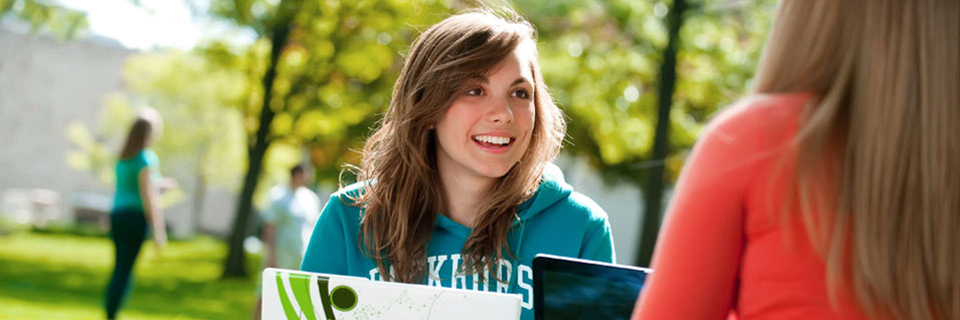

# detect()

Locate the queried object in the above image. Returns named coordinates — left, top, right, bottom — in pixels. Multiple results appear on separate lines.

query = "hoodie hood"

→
left=516, top=162, right=573, bottom=222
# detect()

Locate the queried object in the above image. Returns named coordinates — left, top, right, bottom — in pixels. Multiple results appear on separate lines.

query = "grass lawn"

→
left=0, top=231, right=260, bottom=320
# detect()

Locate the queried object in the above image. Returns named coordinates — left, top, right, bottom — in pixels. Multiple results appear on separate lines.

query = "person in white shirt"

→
left=254, top=164, right=321, bottom=319
left=262, top=164, right=321, bottom=270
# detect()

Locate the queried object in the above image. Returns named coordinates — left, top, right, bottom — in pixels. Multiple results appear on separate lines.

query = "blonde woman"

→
left=632, top=1, right=958, bottom=319
left=301, top=10, right=615, bottom=320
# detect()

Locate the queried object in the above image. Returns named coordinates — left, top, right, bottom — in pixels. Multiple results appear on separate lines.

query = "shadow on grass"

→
left=0, top=237, right=259, bottom=319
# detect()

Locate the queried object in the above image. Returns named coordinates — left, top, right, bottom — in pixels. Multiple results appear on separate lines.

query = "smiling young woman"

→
left=300, top=8, right=615, bottom=320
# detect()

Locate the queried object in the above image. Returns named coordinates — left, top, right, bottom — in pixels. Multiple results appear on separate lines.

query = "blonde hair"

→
left=754, top=1, right=959, bottom=319
left=350, top=10, right=565, bottom=283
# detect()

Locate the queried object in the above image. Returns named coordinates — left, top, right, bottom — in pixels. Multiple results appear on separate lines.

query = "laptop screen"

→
left=533, top=254, right=651, bottom=320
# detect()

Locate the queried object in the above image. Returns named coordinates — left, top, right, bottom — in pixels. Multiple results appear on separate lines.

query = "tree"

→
left=217, top=0, right=299, bottom=278
left=638, top=0, right=687, bottom=268
left=206, top=0, right=454, bottom=277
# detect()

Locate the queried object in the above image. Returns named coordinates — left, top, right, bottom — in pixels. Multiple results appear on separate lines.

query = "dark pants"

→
left=104, top=209, right=148, bottom=320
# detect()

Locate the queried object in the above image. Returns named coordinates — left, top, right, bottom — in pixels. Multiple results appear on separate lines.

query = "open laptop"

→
left=261, top=268, right=521, bottom=320
left=533, top=254, right=652, bottom=320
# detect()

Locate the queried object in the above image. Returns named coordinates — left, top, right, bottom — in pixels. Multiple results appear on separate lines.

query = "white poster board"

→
left=262, top=268, right=521, bottom=320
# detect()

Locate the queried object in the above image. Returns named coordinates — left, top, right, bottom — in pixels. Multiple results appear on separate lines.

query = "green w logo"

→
left=275, top=272, right=358, bottom=320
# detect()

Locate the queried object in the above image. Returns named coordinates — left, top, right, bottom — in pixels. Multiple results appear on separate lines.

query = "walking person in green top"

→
left=104, top=107, right=174, bottom=319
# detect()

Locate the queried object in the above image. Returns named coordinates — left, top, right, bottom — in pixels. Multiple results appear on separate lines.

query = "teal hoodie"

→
left=301, top=163, right=615, bottom=320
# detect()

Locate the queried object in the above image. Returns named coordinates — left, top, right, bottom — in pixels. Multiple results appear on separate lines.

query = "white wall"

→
left=0, top=27, right=131, bottom=212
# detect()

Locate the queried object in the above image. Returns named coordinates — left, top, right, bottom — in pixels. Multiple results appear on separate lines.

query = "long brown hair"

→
left=350, top=9, right=565, bottom=283
left=753, top=1, right=958, bottom=319
left=119, top=108, right=162, bottom=160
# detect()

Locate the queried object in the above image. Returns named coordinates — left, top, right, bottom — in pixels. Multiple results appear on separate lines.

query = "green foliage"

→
left=123, top=51, right=249, bottom=190
left=518, top=0, right=775, bottom=185
left=277, top=0, right=453, bottom=169
left=177, top=0, right=776, bottom=198
left=664, top=0, right=776, bottom=179
left=200, top=0, right=456, bottom=188
left=64, top=94, right=142, bottom=187
left=0, top=0, right=88, bottom=39
left=0, top=232, right=257, bottom=319
left=65, top=120, right=115, bottom=185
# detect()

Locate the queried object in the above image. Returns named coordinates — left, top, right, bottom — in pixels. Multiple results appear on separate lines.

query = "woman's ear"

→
left=427, top=123, right=434, bottom=130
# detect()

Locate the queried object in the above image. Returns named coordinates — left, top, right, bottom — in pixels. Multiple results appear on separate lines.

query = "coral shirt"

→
left=633, top=93, right=868, bottom=320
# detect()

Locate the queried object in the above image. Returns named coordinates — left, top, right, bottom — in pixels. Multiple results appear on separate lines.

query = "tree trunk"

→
left=222, top=24, right=291, bottom=278
left=191, top=172, right=206, bottom=235
left=636, top=0, right=688, bottom=267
